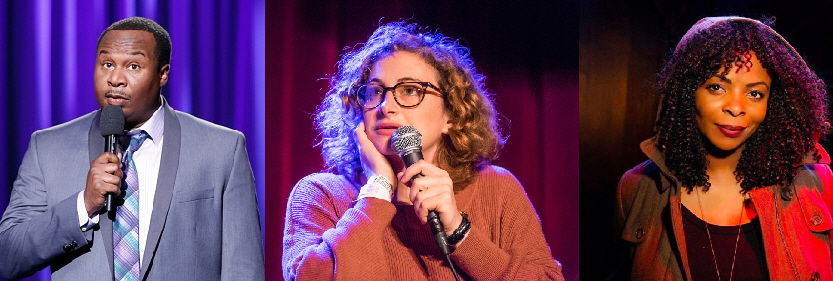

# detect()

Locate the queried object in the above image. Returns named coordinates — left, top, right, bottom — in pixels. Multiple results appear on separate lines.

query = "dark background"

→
left=580, top=0, right=833, bottom=279
left=269, top=0, right=579, bottom=280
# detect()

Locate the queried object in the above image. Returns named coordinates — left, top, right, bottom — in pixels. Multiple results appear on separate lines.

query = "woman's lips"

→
left=716, top=124, right=746, bottom=138
left=374, top=123, right=400, bottom=136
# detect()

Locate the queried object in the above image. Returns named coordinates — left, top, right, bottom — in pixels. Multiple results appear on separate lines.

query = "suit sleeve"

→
left=449, top=174, right=564, bottom=281
left=220, top=133, right=266, bottom=280
left=0, top=131, right=93, bottom=280
left=282, top=176, right=397, bottom=281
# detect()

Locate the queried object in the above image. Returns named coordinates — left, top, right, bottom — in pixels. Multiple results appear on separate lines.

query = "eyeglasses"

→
left=353, top=81, right=444, bottom=109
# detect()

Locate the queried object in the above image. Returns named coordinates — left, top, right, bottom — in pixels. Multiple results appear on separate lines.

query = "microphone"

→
left=391, top=126, right=450, bottom=256
left=100, top=105, right=125, bottom=213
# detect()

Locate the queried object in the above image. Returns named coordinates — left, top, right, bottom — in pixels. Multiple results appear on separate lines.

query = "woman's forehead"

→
left=367, top=52, right=439, bottom=84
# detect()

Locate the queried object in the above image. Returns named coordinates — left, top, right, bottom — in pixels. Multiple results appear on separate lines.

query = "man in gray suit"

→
left=0, top=17, right=264, bottom=280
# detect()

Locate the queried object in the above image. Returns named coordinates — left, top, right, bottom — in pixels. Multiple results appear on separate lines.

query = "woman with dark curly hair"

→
left=616, top=16, right=832, bottom=280
left=282, top=22, right=563, bottom=280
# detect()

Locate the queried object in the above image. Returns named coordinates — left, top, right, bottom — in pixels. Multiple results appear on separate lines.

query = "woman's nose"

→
left=379, top=90, right=399, bottom=113
left=722, top=92, right=746, bottom=117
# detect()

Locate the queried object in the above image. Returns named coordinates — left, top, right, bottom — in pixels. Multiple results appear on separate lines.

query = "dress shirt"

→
left=77, top=104, right=164, bottom=264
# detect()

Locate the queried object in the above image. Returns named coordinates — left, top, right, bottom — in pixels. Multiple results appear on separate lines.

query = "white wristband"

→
left=358, top=175, right=394, bottom=202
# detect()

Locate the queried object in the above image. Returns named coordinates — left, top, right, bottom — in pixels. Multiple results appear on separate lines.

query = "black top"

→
left=681, top=204, right=769, bottom=281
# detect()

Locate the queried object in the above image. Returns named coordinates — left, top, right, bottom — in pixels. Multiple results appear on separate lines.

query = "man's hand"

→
left=84, top=152, right=123, bottom=217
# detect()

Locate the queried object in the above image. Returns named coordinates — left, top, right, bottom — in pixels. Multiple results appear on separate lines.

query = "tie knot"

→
left=126, top=131, right=149, bottom=153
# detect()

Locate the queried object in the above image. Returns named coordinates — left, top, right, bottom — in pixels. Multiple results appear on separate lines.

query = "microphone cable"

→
left=445, top=253, right=461, bottom=281
left=427, top=211, right=461, bottom=281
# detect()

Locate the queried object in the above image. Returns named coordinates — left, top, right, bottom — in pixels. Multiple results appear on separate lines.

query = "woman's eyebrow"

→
left=746, top=81, right=770, bottom=91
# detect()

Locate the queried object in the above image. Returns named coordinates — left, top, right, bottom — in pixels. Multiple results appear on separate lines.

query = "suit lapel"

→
left=88, top=111, right=116, bottom=278
left=140, top=101, right=181, bottom=279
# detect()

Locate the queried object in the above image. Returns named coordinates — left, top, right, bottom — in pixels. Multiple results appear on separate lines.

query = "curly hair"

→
left=655, top=18, right=828, bottom=196
left=314, top=22, right=506, bottom=190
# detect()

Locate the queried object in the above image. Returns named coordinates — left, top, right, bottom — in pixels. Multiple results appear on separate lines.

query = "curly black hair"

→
left=655, top=18, right=828, bottom=197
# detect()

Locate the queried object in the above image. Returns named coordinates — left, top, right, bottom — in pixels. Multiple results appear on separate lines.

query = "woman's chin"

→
left=714, top=143, right=742, bottom=151
left=704, top=139, right=745, bottom=157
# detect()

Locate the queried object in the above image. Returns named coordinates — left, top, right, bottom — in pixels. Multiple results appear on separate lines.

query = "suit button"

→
left=635, top=227, right=644, bottom=239
left=811, top=271, right=819, bottom=281
left=811, top=214, right=823, bottom=226
left=62, top=241, right=78, bottom=252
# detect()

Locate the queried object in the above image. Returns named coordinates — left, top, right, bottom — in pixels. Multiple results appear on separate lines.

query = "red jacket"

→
left=616, top=138, right=833, bottom=280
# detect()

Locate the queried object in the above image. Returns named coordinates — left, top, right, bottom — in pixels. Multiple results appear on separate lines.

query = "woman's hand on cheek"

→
left=400, top=160, right=462, bottom=236
left=356, top=122, right=395, bottom=186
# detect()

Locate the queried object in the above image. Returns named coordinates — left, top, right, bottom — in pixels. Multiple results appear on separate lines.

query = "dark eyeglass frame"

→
left=352, top=81, right=445, bottom=109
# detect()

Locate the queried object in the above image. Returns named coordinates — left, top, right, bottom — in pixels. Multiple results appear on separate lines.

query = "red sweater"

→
left=282, top=165, right=563, bottom=280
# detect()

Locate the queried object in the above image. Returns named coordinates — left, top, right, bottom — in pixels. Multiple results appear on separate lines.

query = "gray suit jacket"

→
left=0, top=102, right=265, bottom=280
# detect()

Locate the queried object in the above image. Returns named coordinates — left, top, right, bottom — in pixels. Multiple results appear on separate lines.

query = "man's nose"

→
left=107, top=68, right=126, bottom=87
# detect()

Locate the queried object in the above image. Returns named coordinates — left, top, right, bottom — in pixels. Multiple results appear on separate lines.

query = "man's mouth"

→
left=105, top=91, right=129, bottom=106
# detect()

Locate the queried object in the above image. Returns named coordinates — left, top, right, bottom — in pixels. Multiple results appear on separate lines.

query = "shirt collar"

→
left=126, top=104, right=164, bottom=144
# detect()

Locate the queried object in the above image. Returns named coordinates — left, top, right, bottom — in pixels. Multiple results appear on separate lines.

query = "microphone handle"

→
left=410, top=172, right=451, bottom=256
left=428, top=210, right=450, bottom=255
left=104, top=134, right=118, bottom=213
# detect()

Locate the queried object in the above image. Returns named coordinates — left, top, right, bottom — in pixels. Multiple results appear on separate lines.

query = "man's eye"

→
left=129, top=64, right=139, bottom=70
left=104, top=63, right=113, bottom=68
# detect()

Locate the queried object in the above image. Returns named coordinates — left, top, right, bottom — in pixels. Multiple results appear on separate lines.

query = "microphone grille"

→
left=100, top=105, right=125, bottom=136
left=391, top=126, right=422, bottom=156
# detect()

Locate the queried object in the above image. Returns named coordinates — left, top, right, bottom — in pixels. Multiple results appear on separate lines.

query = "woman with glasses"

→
left=282, top=22, right=563, bottom=280
left=616, top=17, right=832, bottom=280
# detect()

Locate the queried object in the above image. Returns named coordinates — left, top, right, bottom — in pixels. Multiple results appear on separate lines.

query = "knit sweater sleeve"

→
left=449, top=167, right=564, bottom=280
left=282, top=174, right=397, bottom=281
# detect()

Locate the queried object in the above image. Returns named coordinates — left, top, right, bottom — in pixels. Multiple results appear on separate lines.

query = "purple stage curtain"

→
left=268, top=0, right=578, bottom=280
left=0, top=1, right=265, bottom=280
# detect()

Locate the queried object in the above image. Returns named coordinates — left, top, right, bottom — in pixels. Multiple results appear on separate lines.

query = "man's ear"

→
left=159, top=64, right=170, bottom=87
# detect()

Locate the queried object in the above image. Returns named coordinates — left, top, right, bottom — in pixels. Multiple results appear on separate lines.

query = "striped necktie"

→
left=114, top=131, right=149, bottom=281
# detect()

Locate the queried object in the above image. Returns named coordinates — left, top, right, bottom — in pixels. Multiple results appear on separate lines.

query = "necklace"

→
left=695, top=190, right=744, bottom=281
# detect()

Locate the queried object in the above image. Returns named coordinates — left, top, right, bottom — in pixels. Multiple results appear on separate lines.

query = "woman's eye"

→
left=371, top=87, right=384, bottom=96
left=401, top=86, right=420, bottom=96
left=705, top=84, right=722, bottom=91
left=748, top=91, right=765, bottom=100
left=104, top=63, right=113, bottom=69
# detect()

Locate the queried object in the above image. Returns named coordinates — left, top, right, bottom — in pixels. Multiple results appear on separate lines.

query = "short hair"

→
left=655, top=17, right=828, bottom=197
left=96, top=17, right=171, bottom=71
left=315, top=22, right=506, bottom=190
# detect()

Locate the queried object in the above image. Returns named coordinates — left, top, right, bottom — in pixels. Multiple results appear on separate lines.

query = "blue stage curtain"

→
left=0, top=1, right=265, bottom=280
